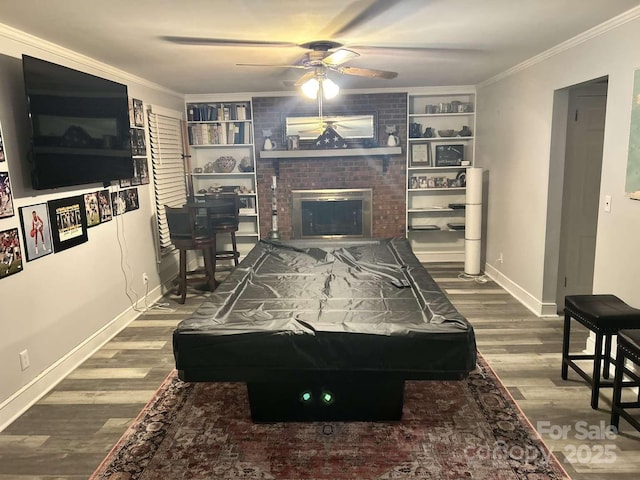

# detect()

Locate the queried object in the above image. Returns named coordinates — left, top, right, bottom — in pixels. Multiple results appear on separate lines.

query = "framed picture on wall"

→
left=84, top=192, right=101, bottom=228
left=124, top=188, right=139, bottom=212
left=47, top=196, right=88, bottom=253
left=0, top=172, right=14, bottom=218
left=0, top=122, right=5, bottom=162
left=97, top=189, right=113, bottom=222
left=19, top=203, right=53, bottom=261
left=0, top=227, right=23, bottom=279
left=132, top=98, right=144, bottom=127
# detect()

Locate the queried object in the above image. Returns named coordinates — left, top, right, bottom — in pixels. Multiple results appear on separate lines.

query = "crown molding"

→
left=477, top=6, right=640, bottom=88
left=0, top=22, right=182, bottom=98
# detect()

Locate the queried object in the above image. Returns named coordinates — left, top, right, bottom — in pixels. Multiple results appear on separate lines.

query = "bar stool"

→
left=164, top=205, right=217, bottom=303
left=611, top=329, right=640, bottom=432
left=203, top=192, right=240, bottom=286
left=562, top=294, right=640, bottom=409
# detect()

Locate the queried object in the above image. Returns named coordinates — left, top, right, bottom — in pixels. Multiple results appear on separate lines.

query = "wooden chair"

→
left=611, top=329, right=640, bottom=433
left=202, top=192, right=240, bottom=285
left=164, top=205, right=217, bottom=304
left=562, top=294, right=640, bottom=409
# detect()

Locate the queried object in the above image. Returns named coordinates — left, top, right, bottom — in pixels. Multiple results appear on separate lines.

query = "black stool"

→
left=611, top=329, right=640, bottom=432
left=562, top=294, right=640, bottom=409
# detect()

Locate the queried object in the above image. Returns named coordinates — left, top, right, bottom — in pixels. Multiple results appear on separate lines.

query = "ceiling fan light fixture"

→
left=301, top=77, right=339, bottom=99
left=322, top=78, right=340, bottom=99
left=301, top=78, right=319, bottom=99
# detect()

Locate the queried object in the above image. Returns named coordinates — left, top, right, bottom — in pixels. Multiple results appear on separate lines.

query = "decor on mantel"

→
left=386, top=125, right=400, bottom=146
left=315, top=125, right=348, bottom=149
left=262, top=146, right=402, bottom=177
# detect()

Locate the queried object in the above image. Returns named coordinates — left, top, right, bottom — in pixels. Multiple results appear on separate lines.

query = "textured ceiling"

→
left=1, top=0, right=639, bottom=94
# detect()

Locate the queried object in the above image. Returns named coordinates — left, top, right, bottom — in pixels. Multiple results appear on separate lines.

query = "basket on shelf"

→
left=214, top=156, right=236, bottom=173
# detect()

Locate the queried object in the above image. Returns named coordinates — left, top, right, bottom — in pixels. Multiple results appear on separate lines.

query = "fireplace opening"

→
left=292, top=189, right=372, bottom=239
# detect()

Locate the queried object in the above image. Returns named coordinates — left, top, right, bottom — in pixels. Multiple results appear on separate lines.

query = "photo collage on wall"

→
left=111, top=188, right=139, bottom=216
left=19, top=203, right=53, bottom=261
left=0, top=122, right=14, bottom=220
left=122, top=97, right=149, bottom=187
left=0, top=97, right=146, bottom=280
left=0, top=120, right=21, bottom=280
left=0, top=227, right=22, bottom=279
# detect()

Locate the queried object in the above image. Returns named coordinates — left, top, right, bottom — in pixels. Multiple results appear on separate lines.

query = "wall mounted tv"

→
left=22, top=55, right=134, bottom=190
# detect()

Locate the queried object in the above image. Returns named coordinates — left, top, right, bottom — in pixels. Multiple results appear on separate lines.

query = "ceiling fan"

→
left=160, top=0, right=470, bottom=88
left=160, top=38, right=398, bottom=87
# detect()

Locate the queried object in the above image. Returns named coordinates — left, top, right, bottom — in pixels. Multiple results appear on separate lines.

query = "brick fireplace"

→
left=252, top=93, right=407, bottom=240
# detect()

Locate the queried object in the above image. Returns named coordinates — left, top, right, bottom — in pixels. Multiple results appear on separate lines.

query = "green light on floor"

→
left=300, top=391, right=312, bottom=403
left=321, top=391, right=334, bottom=405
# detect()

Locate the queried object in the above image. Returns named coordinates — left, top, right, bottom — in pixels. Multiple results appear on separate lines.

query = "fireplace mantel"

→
left=259, top=147, right=401, bottom=159
left=260, top=146, right=402, bottom=176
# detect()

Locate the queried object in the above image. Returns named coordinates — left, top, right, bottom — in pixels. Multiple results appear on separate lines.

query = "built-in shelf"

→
left=261, top=147, right=402, bottom=176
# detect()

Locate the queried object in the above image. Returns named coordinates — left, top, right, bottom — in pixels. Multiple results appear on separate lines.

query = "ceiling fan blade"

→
left=336, top=66, right=398, bottom=79
left=236, top=63, right=308, bottom=69
left=294, top=71, right=318, bottom=87
left=322, top=48, right=359, bottom=67
left=329, top=0, right=397, bottom=37
left=161, top=36, right=297, bottom=47
left=349, top=44, right=482, bottom=55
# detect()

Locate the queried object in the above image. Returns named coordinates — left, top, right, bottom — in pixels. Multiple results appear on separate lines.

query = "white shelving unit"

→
left=406, top=90, right=476, bottom=262
left=185, top=98, right=260, bottom=260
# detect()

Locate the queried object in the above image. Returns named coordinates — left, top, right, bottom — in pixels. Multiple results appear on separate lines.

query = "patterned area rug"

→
left=91, top=354, right=569, bottom=479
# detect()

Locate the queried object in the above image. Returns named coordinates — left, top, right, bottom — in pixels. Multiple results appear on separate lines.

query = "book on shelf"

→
left=187, top=102, right=251, bottom=122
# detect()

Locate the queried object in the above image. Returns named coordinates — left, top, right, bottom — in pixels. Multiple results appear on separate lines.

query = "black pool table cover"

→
left=173, top=238, right=477, bottom=383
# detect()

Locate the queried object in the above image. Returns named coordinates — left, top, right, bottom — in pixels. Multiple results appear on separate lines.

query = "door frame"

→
left=542, top=77, right=608, bottom=315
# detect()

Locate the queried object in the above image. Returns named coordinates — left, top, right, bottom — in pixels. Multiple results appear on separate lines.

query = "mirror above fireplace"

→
left=285, top=115, right=375, bottom=141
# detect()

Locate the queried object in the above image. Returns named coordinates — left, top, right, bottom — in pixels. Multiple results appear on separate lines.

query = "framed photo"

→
left=124, top=187, right=139, bottom=212
left=410, top=142, right=430, bottom=166
left=47, top=196, right=88, bottom=253
left=434, top=177, right=448, bottom=188
left=111, top=191, right=126, bottom=216
left=0, top=171, right=14, bottom=218
left=84, top=192, right=101, bottom=228
left=130, top=128, right=147, bottom=156
left=19, top=203, right=53, bottom=261
left=133, top=98, right=144, bottom=127
left=0, top=228, right=23, bottom=279
left=97, top=189, right=113, bottom=222
left=138, top=157, right=150, bottom=185
left=0, top=122, right=5, bottom=162
left=435, top=144, right=464, bottom=167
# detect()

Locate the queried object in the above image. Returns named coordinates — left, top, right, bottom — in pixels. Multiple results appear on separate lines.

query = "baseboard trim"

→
left=415, top=251, right=465, bottom=263
left=0, top=285, right=165, bottom=432
left=484, top=264, right=559, bottom=318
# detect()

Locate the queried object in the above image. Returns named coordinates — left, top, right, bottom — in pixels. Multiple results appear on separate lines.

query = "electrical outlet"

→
left=19, top=350, right=30, bottom=371
left=142, top=272, right=149, bottom=284
left=497, top=253, right=504, bottom=264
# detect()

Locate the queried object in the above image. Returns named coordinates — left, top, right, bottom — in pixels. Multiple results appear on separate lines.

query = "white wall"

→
left=476, top=14, right=640, bottom=314
left=0, top=29, right=184, bottom=430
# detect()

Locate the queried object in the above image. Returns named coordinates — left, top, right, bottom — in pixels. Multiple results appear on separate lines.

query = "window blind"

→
left=148, top=108, right=187, bottom=253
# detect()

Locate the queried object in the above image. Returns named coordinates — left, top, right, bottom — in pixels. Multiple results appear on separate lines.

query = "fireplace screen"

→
left=292, top=189, right=372, bottom=239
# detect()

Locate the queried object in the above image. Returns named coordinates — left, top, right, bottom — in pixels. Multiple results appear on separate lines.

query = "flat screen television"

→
left=22, top=55, right=134, bottom=190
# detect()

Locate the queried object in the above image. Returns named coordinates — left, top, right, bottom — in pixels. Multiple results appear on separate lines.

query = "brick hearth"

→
left=252, top=93, right=407, bottom=240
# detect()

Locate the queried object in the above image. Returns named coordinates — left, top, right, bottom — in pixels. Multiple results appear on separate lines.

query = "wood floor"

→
left=1, top=264, right=639, bottom=479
